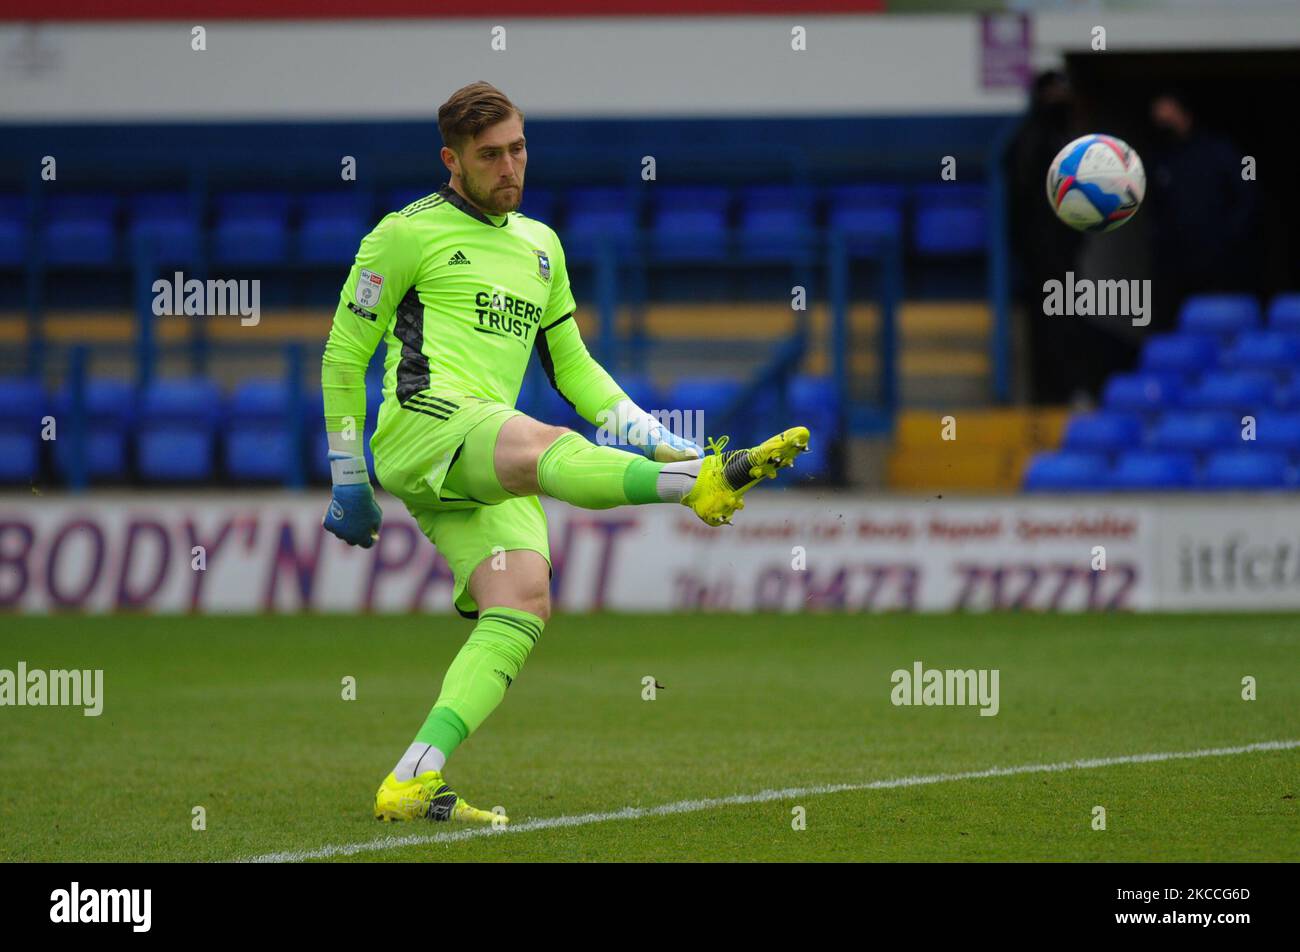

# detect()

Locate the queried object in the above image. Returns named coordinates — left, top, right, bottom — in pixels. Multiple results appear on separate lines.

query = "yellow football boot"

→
left=374, top=771, right=505, bottom=825
left=681, top=426, right=810, bottom=527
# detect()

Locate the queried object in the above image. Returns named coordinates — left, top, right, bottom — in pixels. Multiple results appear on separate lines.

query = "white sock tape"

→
left=330, top=454, right=371, bottom=486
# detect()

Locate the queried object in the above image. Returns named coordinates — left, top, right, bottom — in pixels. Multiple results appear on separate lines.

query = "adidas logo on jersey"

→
left=448, top=250, right=471, bottom=265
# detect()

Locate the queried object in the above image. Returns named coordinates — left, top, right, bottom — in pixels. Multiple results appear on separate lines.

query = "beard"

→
left=464, top=175, right=522, bottom=215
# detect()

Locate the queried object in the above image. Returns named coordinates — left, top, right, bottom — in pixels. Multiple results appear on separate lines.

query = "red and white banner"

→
left=0, top=492, right=1174, bottom=614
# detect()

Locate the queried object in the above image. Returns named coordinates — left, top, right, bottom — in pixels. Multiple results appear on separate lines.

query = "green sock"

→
left=413, top=607, right=546, bottom=761
left=411, top=707, right=467, bottom=762
left=536, top=431, right=662, bottom=508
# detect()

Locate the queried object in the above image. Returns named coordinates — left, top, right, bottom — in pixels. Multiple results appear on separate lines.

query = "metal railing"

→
left=19, top=226, right=915, bottom=492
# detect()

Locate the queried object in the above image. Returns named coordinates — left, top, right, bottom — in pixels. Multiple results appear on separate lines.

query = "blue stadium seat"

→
left=1146, top=412, right=1239, bottom=453
left=298, top=191, right=371, bottom=265
left=1199, top=450, right=1293, bottom=489
left=1222, top=331, right=1300, bottom=373
left=52, top=377, right=135, bottom=482
left=667, top=376, right=743, bottom=442
left=826, top=184, right=905, bottom=255
left=612, top=372, right=661, bottom=412
left=1103, top=373, right=1182, bottom=412
left=1178, top=293, right=1260, bottom=337
left=511, top=366, right=542, bottom=415
left=1108, top=451, right=1196, bottom=490
left=1180, top=371, right=1277, bottom=412
left=42, top=193, right=119, bottom=266
left=1266, top=292, right=1300, bottom=332
left=0, top=194, right=30, bottom=266
left=1061, top=412, right=1143, bottom=454
left=213, top=192, right=293, bottom=265
left=602, top=372, right=708, bottom=453
left=649, top=187, right=731, bottom=263
left=532, top=381, right=584, bottom=431
left=910, top=185, right=986, bottom=256
left=386, top=187, right=434, bottom=212
left=0, top=378, right=45, bottom=484
left=736, top=185, right=815, bottom=262
left=1139, top=333, right=1218, bottom=376
left=561, top=187, right=639, bottom=263
left=225, top=380, right=298, bottom=483
left=1022, top=451, right=1108, bottom=491
left=1251, top=412, right=1300, bottom=454
left=137, top=378, right=222, bottom=482
left=789, top=375, right=839, bottom=478
left=518, top=187, right=555, bottom=223
left=308, top=425, right=332, bottom=483
left=128, top=192, right=199, bottom=265
left=790, top=374, right=838, bottom=417
left=1277, top=373, right=1300, bottom=411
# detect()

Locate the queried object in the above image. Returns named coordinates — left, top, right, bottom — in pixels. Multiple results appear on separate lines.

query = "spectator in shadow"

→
left=1004, top=71, right=1097, bottom=405
left=1147, top=90, right=1255, bottom=331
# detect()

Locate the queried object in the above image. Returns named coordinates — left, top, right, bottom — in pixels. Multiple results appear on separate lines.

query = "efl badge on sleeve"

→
left=532, top=250, right=551, bottom=282
left=356, top=269, right=385, bottom=307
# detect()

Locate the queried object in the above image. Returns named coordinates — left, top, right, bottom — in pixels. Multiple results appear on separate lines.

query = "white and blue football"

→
left=1046, top=134, right=1146, bottom=233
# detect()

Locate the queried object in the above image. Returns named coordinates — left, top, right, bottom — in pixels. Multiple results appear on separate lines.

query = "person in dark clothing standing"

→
left=1147, top=91, right=1255, bottom=332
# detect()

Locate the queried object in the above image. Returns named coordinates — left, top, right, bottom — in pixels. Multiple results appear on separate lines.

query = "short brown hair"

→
left=437, top=82, right=523, bottom=153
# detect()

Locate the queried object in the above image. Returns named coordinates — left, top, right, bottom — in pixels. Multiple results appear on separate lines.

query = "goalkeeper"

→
left=321, top=81, right=809, bottom=824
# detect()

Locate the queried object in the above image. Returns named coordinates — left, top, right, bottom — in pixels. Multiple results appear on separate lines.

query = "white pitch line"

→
left=238, top=739, right=1300, bottom=863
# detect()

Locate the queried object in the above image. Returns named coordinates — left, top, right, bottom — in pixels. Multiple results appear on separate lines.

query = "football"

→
left=1046, top=133, right=1146, bottom=232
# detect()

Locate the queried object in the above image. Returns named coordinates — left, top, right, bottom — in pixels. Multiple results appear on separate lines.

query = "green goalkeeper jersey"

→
left=321, top=185, right=626, bottom=441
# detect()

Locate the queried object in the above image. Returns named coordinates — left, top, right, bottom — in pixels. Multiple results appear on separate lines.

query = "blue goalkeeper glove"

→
left=323, top=451, right=382, bottom=548
left=605, top=398, right=704, bottom=462
left=641, top=421, right=704, bottom=462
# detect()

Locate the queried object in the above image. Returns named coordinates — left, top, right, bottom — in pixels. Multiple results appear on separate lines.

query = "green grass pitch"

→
left=1, top=613, right=1296, bottom=862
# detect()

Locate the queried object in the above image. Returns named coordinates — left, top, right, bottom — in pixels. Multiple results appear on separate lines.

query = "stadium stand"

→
left=1023, top=292, right=1300, bottom=491
left=0, top=170, right=1003, bottom=488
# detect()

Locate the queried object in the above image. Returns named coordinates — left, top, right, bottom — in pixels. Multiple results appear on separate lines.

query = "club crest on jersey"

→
left=356, top=269, right=384, bottom=307
left=532, top=249, right=551, bottom=282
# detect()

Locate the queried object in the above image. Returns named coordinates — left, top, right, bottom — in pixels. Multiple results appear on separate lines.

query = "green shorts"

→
left=372, top=395, right=552, bottom=619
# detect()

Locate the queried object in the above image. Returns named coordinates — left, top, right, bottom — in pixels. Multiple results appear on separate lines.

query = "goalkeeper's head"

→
left=438, top=81, right=527, bottom=217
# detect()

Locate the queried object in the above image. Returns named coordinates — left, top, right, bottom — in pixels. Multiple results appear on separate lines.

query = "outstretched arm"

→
left=321, top=213, right=420, bottom=546
left=534, top=232, right=702, bottom=462
left=534, top=314, right=701, bottom=462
